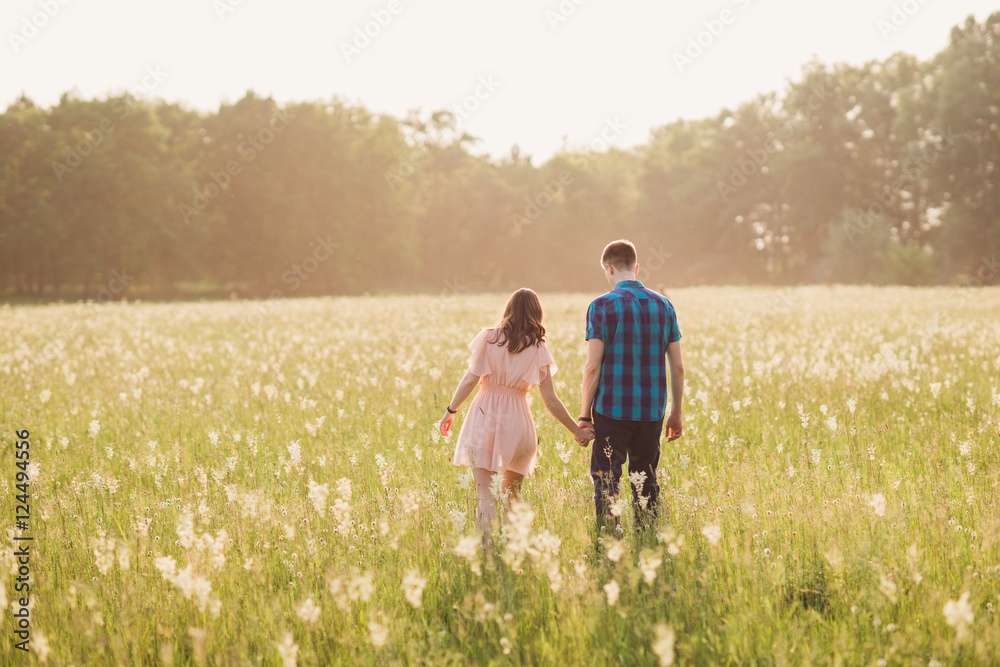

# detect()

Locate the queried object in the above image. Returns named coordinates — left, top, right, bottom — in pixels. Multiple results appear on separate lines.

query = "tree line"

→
left=1, top=13, right=998, bottom=300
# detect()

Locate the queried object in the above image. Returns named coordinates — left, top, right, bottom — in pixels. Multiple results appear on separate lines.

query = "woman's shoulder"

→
left=472, top=327, right=499, bottom=347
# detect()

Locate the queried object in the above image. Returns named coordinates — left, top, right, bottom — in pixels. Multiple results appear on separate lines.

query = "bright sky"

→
left=2, top=0, right=996, bottom=163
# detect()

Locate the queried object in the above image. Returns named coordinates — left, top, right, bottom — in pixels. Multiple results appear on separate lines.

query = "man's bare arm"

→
left=665, top=340, right=684, bottom=441
left=578, top=338, right=605, bottom=443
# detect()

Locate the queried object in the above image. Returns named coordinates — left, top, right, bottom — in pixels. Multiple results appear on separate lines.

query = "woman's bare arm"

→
left=539, top=371, right=591, bottom=440
left=439, top=370, right=481, bottom=436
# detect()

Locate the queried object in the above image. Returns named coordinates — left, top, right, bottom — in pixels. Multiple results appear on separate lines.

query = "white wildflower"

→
left=402, top=569, right=427, bottom=609
left=368, top=619, right=388, bottom=648
left=609, top=496, right=627, bottom=518
left=651, top=623, right=676, bottom=666
left=868, top=493, right=887, bottom=517
left=347, top=571, right=374, bottom=603
left=276, top=632, right=298, bottom=667
left=604, top=580, right=620, bottom=606
left=287, top=441, right=302, bottom=469
left=454, top=535, right=482, bottom=575
left=33, top=630, right=51, bottom=663
left=295, top=597, right=321, bottom=628
left=306, top=479, right=330, bottom=513
left=93, top=529, right=116, bottom=575
left=943, top=591, right=974, bottom=640
left=176, top=509, right=196, bottom=549
left=501, top=500, right=535, bottom=570
left=155, top=555, right=178, bottom=580
left=606, top=539, right=624, bottom=563
left=639, top=548, right=663, bottom=585
left=878, top=573, right=897, bottom=603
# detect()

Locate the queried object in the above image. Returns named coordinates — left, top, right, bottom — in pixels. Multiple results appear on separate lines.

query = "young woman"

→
left=439, top=288, right=594, bottom=534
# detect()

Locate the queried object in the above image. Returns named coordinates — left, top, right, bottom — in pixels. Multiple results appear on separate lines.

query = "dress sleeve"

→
left=467, top=328, right=493, bottom=377
left=520, top=340, right=558, bottom=386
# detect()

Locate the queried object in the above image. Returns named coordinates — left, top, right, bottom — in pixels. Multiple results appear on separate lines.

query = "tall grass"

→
left=1, top=286, right=998, bottom=665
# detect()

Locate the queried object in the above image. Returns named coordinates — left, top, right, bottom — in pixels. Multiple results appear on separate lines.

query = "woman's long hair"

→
left=487, top=288, right=546, bottom=354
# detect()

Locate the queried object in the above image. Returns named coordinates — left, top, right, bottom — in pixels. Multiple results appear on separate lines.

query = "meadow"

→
left=1, top=286, right=999, bottom=666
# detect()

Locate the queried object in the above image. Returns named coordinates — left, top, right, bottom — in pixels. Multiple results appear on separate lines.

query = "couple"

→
left=438, top=239, right=685, bottom=536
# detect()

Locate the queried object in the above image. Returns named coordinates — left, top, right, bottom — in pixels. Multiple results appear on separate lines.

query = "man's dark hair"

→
left=601, top=239, right=637, bottom=271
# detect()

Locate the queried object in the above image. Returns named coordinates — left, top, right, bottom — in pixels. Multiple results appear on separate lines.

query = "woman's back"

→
left=470, top=327, right=559, bottom=393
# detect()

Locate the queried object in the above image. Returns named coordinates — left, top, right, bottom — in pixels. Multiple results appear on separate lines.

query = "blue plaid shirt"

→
left=585, top=280, right=681, bottom=421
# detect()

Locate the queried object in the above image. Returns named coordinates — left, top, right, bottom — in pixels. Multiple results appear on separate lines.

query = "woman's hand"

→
left=439, top=411, right=455, bottom=437
left=574, top=422, right=595, bottom=446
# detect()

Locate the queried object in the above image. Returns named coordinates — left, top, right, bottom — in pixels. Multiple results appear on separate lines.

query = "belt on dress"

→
left=480, top=383, right=528, bottom=397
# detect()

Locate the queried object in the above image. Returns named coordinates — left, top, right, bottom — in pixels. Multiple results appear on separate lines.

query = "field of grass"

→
left=1, top=286, right=999, bottom=665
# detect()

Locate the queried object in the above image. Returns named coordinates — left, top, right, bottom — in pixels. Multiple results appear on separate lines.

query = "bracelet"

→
left=578, top=416, right=592, bottom=422
left=446, top=405, right=457, bottom=414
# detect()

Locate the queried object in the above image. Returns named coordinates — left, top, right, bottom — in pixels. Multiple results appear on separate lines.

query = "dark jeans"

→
left=590, top=410, right=664, bottom=531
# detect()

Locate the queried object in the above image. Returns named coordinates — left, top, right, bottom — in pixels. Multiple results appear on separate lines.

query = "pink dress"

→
left=452, top=327, right=558, bottom=477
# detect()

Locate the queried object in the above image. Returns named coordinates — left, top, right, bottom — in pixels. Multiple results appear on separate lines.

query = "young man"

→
left=577, top=239, right=684, bottom=532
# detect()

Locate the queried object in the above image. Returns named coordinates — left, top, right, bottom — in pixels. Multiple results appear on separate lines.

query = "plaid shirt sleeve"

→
left=585, top=301, right=606, bottom=342
left=664, top=307, right=681, bottom=346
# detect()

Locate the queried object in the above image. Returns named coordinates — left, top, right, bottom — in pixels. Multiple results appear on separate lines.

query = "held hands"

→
left=575, top=420, right=595, bottom=446
left=665, top=411, right=683, bottom=441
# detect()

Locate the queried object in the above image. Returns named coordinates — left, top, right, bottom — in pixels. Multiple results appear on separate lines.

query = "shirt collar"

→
left=614, top=279, right=644, bottom=289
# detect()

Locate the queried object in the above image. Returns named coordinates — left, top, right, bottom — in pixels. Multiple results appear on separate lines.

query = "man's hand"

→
left=575, top=421, right=595, bottom=446
left=665, top=412, right=682, bottom=441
